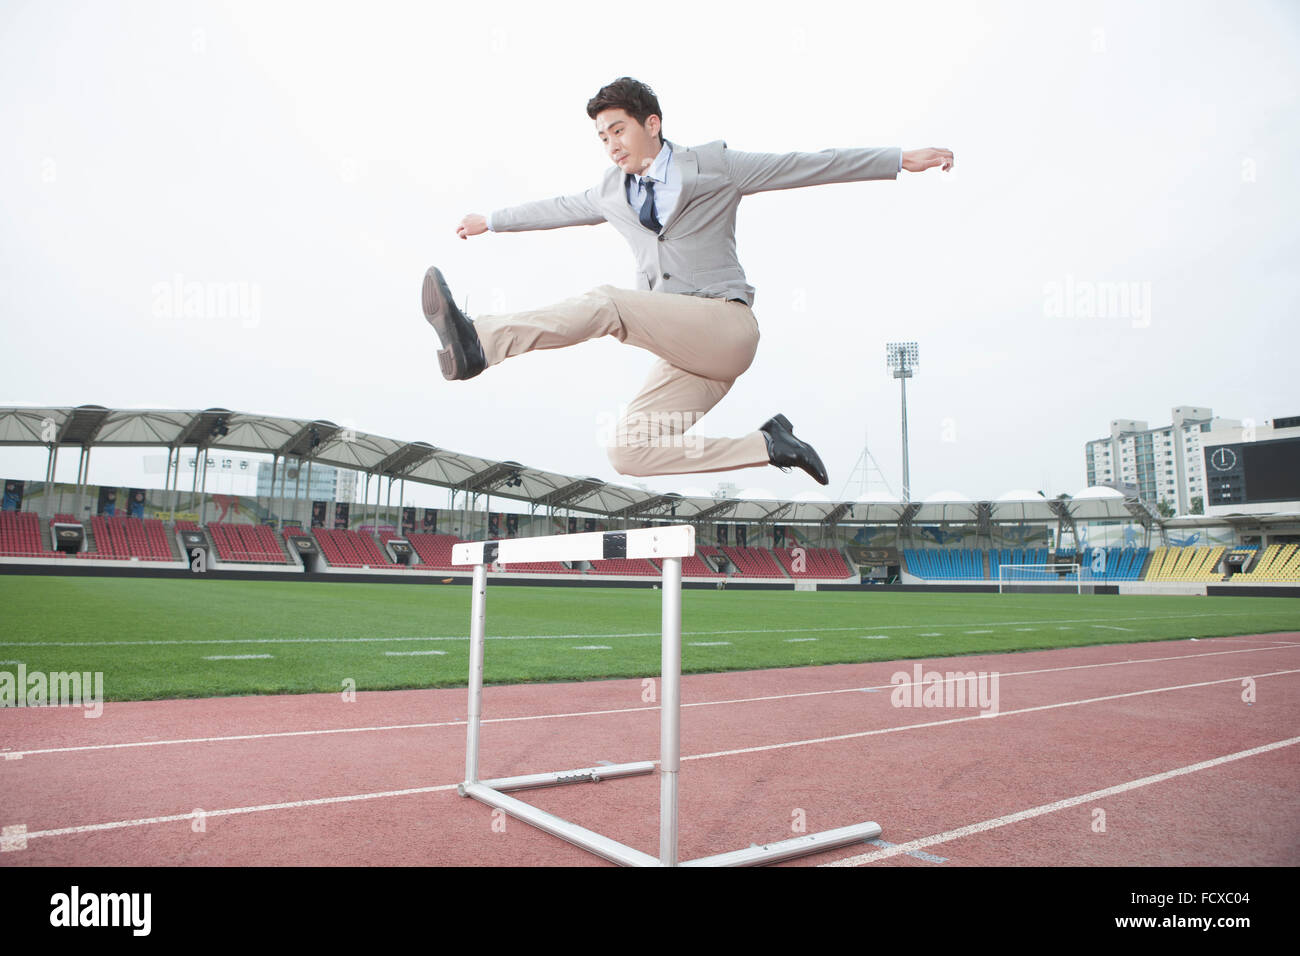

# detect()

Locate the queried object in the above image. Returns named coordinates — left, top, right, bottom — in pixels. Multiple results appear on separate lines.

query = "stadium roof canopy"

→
left=1164, top=512, right=1300, bottom=530
left=0, top=405, right=1161, bottom=528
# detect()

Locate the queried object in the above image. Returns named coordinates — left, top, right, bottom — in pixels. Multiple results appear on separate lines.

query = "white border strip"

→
left=452, top=526, right=695, bottom=566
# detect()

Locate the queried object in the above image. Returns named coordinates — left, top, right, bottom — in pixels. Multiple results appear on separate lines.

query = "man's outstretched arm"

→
left=456, top=188, right=606, bottom=239
left=724, top=144, right=954, bottom=195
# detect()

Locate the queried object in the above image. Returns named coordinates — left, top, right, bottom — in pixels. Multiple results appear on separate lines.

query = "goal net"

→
left=997, top=563, right=1094, bottom=594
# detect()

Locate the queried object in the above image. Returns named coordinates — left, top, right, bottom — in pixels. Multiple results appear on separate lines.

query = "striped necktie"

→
left=638, top=177, right=661, bottom=233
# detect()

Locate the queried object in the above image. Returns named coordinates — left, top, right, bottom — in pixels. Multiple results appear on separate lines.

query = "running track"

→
left=2, top=634, right=1298, bottom=866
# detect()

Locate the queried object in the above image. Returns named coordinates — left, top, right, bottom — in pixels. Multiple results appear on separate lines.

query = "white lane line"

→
left=573, top=646, right=611, bottom=650
left=689, top=642, right=732, bottom=647
left=13, top=679, right=1300, bottom=849
left=860, top=635, right=890, bottom=640
left=202, top=655, right=273, bottom=660
left=823, top=735, right=1300, bottom=867
left=7, top=643, right=1299, bottom=759
left=866, top=838, right=947, bottom=864
left=383, top=651, right=446, bottom=656
left=3, top=614, right=1286, bottom=647
left=0, top=824, right=27, bottom=851
left=919, top=633, right=943, bottom=637
left=785, top=638, right=817, bottom=643
left=680, top=668, right=1300, bottom=763
left=9, top=783, right=460, bottom=845
left=964, top=630, right=993, bottom=635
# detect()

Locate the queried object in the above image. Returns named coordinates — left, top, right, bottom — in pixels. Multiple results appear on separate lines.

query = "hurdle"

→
left=452, top=524, right=882, bottom=866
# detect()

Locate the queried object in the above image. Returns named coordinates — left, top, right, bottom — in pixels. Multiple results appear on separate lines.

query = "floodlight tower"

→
left=885, top=342, right=920, bottom=503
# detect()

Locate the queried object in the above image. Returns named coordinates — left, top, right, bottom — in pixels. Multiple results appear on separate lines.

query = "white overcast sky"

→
left=1, top=0, right=1297, bottom=509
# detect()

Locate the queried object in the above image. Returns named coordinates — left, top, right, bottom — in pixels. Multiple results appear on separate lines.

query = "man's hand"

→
left=902, top=148, right=954, bottom=173
left=456, top=214, right=488, bottom=240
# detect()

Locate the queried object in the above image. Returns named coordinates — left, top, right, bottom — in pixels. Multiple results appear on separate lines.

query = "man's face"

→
left=595, top=108, right=661, bottom=175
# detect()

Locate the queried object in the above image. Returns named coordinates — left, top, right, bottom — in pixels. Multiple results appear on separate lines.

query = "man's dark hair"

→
left=587, top=77, right=663, bottom=144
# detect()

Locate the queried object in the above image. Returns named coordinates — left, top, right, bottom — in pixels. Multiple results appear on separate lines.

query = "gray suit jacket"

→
left=489, top=140, right=902, bottom=307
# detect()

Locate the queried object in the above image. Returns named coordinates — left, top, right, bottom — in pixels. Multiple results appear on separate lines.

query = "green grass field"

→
left=0, top=576, right=1297, bottom=701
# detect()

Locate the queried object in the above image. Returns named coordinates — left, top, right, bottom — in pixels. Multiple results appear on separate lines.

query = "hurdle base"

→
left=462, top=761, right=655, bottom=795
left=460, top=782, right=662, bottom=867
left=681, top=821, right=883, bottom=867
left=462, top=772, right=881, bottom=866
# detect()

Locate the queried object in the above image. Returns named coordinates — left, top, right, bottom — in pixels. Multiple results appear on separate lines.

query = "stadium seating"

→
left=988, top=547, right=1147, bottom=581
left=1234, top=544, right=1300, bottom=583
left=408, top=533, right=464, bottom=570
left=0, top=511, right=61, bottom=558
left=904, top=548, right=986, bottom=580
left=685, top=545, right=724, bottom=577
left=1091, top=547, right=1147, bottom=580
left=313, top=528, right=394, bottom=568
left=207, top=523, right=292, bottom=564
left=772, top=546, right=852, bottom=579
left=1144, top=546, right=1228, bottom=582
left=587, top=557, right=660, bottom=575
left=89, top=516, right=176, bottom=561
left=719, top=545, right=785, bottom=577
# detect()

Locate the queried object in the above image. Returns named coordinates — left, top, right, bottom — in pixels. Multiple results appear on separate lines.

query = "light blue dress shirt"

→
left=624, top=140, right=678, bottom=227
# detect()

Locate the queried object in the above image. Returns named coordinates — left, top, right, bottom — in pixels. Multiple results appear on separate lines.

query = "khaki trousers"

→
left=473, top=286, right=771, bottom=477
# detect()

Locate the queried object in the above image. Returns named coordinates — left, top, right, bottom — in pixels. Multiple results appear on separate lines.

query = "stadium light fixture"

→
left=885, top=342, right=920, bottom=502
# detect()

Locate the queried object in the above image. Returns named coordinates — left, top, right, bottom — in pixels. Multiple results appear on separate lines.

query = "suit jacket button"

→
left=662, top=272, right=670, bottom=279
left=657, top=235, right=665, bottom=242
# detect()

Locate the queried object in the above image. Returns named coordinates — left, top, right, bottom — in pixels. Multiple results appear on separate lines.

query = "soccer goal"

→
left=997, top=563, right=1094, bottom=594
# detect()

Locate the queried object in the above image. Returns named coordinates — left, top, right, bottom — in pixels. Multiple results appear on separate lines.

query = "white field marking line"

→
left=202, top=654, right=273, bottom=660
left=689, top=642, right=732, bottom=647
left=8, top=643, right=1300, bottom=760
left=573, top=646, right=611, bottom=650
left=10, top=783, right=461, bottom=845
left=823, top=735, right=1300, bottom=868
left=0, top=612, right=1282, bottom=647
left=680, top=668, right=1300, bottom=763
left=13, top=675, right=1300, bottom=848
left=384, top=650, right=446, bottom=656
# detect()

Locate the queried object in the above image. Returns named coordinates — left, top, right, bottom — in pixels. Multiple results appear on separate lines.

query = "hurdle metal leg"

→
left=464, top=562, right=487, bottom=785
left=659, top=555, right=681, bottom=867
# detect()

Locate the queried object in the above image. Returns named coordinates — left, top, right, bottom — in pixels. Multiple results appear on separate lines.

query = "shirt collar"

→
left=628, top=140, right=673, bottom=187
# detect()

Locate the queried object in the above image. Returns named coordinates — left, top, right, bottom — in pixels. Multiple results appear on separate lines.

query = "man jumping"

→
left=424, top=77, right=953, bottom=485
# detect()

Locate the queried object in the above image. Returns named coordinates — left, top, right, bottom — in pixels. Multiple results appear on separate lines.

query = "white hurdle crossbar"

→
left=451, top=524, right=881, bottom=866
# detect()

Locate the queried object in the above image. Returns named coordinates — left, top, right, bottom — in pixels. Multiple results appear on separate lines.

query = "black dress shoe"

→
left=422, top=266, right=486, bottom=381
left=760, top=413, right=829, bottom=485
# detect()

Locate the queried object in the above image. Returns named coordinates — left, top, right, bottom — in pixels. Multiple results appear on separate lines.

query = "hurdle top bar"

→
left=452, top=525, right=695, bottom=567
